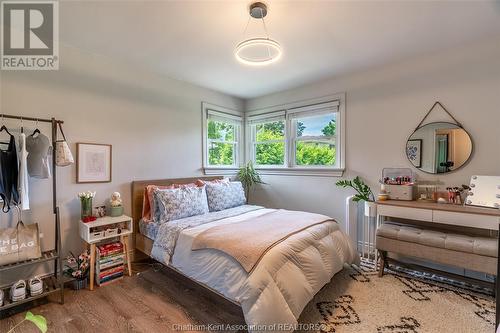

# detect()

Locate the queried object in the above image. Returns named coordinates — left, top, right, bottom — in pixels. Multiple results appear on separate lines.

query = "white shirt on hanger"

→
left=18, top=132, right=29, bottom=210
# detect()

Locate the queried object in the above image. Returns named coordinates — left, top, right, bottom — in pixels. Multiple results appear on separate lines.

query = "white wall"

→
left=245, top=38, right=500, bottom=233
left=0, top=45, right=243, bottom=284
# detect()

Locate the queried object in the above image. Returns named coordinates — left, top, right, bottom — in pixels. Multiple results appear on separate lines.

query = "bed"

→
left=131, top=177, right=357, bottom=332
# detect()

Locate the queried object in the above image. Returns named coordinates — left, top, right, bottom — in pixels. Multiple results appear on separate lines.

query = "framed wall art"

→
left=76, top=143, right=112, bottom=183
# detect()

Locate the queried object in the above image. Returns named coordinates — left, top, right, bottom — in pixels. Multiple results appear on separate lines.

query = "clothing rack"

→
left=0, top=113, right=64, bottom=315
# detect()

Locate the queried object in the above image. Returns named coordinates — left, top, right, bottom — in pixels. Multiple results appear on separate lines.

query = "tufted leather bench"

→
left=376, top=223, right=498, bottom=276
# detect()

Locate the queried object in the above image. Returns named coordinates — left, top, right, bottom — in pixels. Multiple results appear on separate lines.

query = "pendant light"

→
left=235, top=2, right=282, bottom=66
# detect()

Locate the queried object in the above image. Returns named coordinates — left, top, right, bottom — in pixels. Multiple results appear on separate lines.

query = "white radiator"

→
left=345, top=196, right=377, bottom=261
left=345, top=195, right=357, bottom=250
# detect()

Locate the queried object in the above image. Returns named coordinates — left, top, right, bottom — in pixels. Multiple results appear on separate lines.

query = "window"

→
left=246, top=96, right=345, bottom=176
left=203, top=103, right=243, bottom=171
left=248, top=112, right=286, bottom=167
left=290, top=110, right=337, bottom=167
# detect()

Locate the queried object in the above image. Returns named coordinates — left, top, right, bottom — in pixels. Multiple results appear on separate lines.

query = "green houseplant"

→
left=237, top=162, right=265, bottom=203
left=336, top=176, right=377, bottom=217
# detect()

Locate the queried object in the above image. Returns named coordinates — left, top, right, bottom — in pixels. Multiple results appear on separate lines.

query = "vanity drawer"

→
left=432, top=210, right=499, bottom=230
left=377, top=204, right=433, bottom=222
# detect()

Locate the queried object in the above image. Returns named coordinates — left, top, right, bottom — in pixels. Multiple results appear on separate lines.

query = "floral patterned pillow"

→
left=205, top=181, right=246, bottom=212
left=153, top=186, right=209, bottom=222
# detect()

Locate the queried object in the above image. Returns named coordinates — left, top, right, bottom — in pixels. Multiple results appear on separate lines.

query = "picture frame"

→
left=406, top=139, right=422, bottom=168
left=76, top=143, right=112, bottom=183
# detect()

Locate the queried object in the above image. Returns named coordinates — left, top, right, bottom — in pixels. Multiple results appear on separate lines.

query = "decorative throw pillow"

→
left=142, top=185, right=174, bottom=221
left=195, top=178, right=230, bottom=187
left=205, top=181, right=246, bottom=212
left=153, top=186, right=209, bottom=222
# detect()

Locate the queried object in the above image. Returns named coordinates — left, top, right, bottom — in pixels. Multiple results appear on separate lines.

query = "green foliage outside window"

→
left=208, top=117, right=337, bottom=167
left=208, top=120, right=236, bottom=165
left=255, top=121, right=285, bottom=165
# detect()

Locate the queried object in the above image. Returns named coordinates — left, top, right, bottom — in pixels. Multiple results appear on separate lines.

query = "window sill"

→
left=203, top=167, right=239, bottom=176
left=204, top=167, right=345, bottom=177
left=255, top=167, right=345, bottom=177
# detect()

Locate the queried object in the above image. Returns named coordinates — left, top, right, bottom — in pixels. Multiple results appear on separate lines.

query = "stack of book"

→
left=96, top=242, right=125, bottom=286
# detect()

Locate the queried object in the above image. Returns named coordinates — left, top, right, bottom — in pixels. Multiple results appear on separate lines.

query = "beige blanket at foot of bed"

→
left=191, top=209, right=333, bottom=273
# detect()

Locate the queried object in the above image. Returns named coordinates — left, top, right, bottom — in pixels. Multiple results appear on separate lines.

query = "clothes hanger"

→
left=20, top=117, right=24, bottom=134
left=0, top=114, right=12, bottom=136
left=0, top=115, right=12, bottom=146
left=31, top=118, right=40, bottom=137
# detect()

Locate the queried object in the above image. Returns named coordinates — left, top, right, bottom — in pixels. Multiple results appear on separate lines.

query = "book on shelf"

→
left=96, top=241, right=125, bottom=286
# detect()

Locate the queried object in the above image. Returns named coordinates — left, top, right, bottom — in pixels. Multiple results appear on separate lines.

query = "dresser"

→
left=376, top=200, right=500, bottom=231
left=374, top=200, right=500, bottom=328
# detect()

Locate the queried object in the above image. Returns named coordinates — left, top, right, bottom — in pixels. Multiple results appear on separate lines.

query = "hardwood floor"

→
left=0, top=261, right=245, bottom=332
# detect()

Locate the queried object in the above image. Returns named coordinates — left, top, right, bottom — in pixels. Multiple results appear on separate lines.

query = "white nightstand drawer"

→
left=432, top=210, right=499, bottom=230
left=378, top=204, right=433, bottom=222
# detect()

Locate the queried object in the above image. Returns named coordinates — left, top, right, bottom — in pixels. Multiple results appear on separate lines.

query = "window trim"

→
left=245, top=93, right=346, bottom=177
left=289, top=108, right=338, bottom=169
left=249, top=116, right=287, bottom=168
left=202, top=102, right=244, bottom=174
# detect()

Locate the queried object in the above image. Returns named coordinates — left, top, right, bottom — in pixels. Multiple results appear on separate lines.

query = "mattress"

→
left=139, top=219, right=160, bottom=239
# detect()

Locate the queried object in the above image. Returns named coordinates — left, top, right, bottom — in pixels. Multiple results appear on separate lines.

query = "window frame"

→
left=245, top=93, right=345, bottom=177
left=202, top=102, right=244, bottom=174
left=248, top=112, right=287, bottom=168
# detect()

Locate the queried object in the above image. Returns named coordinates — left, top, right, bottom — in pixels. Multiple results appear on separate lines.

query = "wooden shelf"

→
left=79, top=215, right=133, bottom=244
left=0, top=277, right=61, bottom=311
left=0, top=250, right=59, bottom=273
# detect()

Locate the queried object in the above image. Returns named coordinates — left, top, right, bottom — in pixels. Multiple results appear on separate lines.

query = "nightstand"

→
left=79, top=215, right=133, bottom=290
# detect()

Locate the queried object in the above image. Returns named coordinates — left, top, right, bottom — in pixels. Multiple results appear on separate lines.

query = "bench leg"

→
left=378, top=250, right=387, bottom=277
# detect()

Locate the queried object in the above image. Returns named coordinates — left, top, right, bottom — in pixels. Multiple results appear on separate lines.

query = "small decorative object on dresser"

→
left=79, top=215, right=133, bottom=290
left=381, top=168, right=416, bottom=201
left=76, top=143, right=112, bottom=183
left=64, top=250, right=90, bottom=290
left=109, top=191, right=123, bottom=217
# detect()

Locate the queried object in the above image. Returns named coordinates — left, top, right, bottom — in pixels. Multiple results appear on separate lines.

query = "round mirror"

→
left=406, top=122, right=473, bottom=174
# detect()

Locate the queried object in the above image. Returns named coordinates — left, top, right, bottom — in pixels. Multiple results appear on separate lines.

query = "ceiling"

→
left=59, top=1, right=500, bottom=99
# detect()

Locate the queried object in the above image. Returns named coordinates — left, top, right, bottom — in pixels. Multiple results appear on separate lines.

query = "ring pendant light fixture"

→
left=235, top=2, right=282, bottom=66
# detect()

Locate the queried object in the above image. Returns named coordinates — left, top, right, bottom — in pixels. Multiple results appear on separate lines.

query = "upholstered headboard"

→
left=130, top=176, right=223, bottom=240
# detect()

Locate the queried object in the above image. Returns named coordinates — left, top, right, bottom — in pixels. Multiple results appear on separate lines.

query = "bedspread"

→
left=151, top=205, right=262, bottom=263
left=151, top=206, right=358, bottom=333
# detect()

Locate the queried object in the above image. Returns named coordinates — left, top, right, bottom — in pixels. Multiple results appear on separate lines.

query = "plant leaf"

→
left=25, top=312, right=47, bottom=333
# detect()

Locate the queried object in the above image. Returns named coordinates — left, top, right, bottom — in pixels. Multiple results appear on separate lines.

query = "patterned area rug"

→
left=297, top=260, right=495, bottom=333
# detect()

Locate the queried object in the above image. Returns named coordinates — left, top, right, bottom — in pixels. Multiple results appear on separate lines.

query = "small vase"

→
left=81, top=198, right=93, bottom=220
left=71, top=278, right=88, bottom=290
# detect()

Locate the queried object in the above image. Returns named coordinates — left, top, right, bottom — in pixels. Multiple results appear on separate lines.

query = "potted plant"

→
left=64, top=250, right=90, bottom=290
left=78, top=191, right=96, bottom=221
left=336, top=176, right=377, bottom=217
left=237, top=161, right=266, bottom=203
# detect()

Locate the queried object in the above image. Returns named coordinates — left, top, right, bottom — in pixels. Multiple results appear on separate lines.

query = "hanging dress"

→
left=0, top=134, right=19, bottom=212
left=18, top=132, right=29, bottom=210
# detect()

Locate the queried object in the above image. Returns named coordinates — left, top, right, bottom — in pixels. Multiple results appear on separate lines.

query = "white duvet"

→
left=165, top=207, right=358, bottom=332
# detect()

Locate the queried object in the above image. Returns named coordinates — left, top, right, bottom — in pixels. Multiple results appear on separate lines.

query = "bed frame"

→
left=130, top=176, right=242, bottom=307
